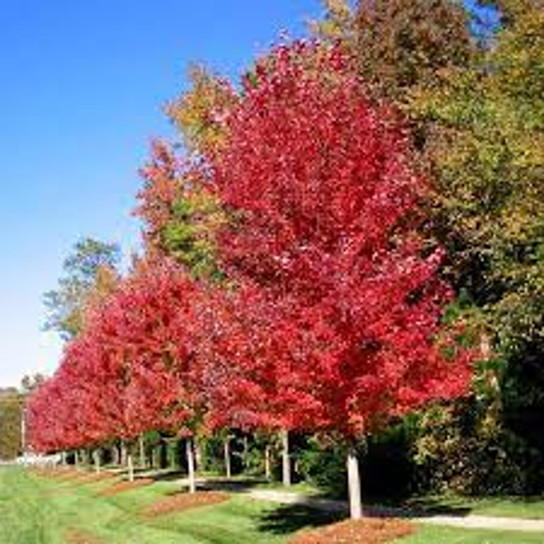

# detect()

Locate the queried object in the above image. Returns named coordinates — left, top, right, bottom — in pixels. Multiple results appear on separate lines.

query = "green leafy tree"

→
left=403, top=0, right=544, bottom=492
left=311, top=0, right=474, bottom=104
left=44, top=237, right=120, bottom=339
left=0, top=388, right=22, bottom=460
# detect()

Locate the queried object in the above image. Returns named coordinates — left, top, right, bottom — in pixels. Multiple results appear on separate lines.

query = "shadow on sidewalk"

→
left=258, top=503, right=345, bottom=535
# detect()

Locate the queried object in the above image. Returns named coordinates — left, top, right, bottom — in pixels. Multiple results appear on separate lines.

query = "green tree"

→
left=0, top=388, right=22, bottom=460
left=311, top=0, right=474, bottom=104
left=44, top=237, right=120, bottom=339
left=403, top=0, right=544, bottom=493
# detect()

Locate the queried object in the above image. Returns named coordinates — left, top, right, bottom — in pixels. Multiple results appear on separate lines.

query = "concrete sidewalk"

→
left=150, top=474, right=544, bottom=534
left=246, top=488, right=544, bottom=533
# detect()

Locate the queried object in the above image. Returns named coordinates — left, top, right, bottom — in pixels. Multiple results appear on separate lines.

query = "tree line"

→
left=27, top=0, right=544, bottom=517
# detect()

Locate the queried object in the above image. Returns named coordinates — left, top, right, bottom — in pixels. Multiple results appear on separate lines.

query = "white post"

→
left=347, top=445, right=362, bottom=519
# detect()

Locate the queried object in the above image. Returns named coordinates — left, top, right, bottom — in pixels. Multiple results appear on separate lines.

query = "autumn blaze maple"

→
left=195, top=42, right=475, bottom=518
left=27, top=260, right=201, bottom=483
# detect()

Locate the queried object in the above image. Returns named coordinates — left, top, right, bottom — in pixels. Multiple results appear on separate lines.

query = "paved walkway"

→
left=125, top=471, right=544, bottom=534
left=246, top=489, right=544, bottom=533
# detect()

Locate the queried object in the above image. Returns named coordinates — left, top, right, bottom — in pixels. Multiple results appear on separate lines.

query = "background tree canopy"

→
left=43, top=237, right=120, bottom=340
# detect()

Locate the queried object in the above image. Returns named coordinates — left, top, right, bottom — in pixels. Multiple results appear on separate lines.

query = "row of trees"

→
left=27, top=36, right=477, bottom=519
left=28, top=0, right=544, bottom=514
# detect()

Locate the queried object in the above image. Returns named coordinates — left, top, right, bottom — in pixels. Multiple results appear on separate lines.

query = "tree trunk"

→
left=121, top=441, right=128, bottom=467
left=194, top=439, right=202, bottom=471
left=243, top=435, right=250, bottom=472
left=264, top=445, right=271, bottom=480
left=93, top=449, right=101, bottom=474
left=224, top=437, right=232, bottom=479
left=138, top=433, right=146, bottom=469
left=111, top=444, right=119, bottom=466
left=281, top=430, right=291, bottom=487
left=186, top=439, right=196, bottom=493
left=347, top=445, right=362, bottom=519
left=60, top=451, right=67, bottom=466
left=127, top=451, right=135, bottom=483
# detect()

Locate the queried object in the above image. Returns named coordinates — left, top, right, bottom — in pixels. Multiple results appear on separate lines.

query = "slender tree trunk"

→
left=121, top=441, right=128, bottom=467
left=242, top=435, right=249, bottom=472
left=151, top=447, right=158, bottom=469
left=224, top=437, right=232, bottom=478
left=127, top=450, right=135, bottom=483
left=194, top=439, right=202, bottom=471
left=347, top=444, right=362, bottom=520
left=111, top=444, right=119, bottom=466
left=264, top=445, right=271, bottom=480
left=138, top=433, right=146, bottom=468
left=186, top=439, right=196, bottom=493
left=281, top=430, right=291, bottom=487
left=60, top=451, right=66, bottom=466
left=93, top=449, right=101, bottom=474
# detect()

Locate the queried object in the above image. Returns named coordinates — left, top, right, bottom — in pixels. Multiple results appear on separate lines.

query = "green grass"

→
left=398, top=525, right=544, bottom=544
left=404, top=494, right=544, bottom=520
left=0, top=466, right=542, bottom=544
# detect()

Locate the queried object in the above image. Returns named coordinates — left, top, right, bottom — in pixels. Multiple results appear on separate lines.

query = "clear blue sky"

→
left=0, top=0, right=323, bottom=388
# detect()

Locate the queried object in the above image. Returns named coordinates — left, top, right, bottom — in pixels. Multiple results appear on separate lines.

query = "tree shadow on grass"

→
left=147, top=469, right=186, bottom=482
left=257, top=503, right=346, bottom=535
left=398, top=497, right=472, bottom=518
left=200, top=477, right=269, bottom=493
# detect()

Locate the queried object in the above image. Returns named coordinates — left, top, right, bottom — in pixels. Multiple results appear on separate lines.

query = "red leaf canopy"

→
left=198, top=42, right=474, bottom=437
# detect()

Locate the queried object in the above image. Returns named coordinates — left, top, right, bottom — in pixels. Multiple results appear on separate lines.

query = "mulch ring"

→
left=65, top=528, right=104, bottom=544
left=71, top=472, right=116, bottom=484
left=289, top=518, right=415, bottom=544
left=31, top=468, right=77, bottom=480
left=98, top=478, right=154, bottom=497
left=144, top=491, right=230, bottom=517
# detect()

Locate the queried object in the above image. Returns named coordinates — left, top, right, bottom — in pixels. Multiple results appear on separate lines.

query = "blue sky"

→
left=0, top=0, right=323, bottom=388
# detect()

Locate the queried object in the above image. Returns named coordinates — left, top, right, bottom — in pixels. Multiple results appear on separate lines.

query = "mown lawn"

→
left=405, top=494, right=544, bottom=520
left=1, top=466, right=543, bottom=544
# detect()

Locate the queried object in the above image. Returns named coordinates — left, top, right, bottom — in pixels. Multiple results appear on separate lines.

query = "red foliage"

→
left=27, top=40, right=475, bottom=455
left=198, top=42, right=475, bottom=437
left=27, top=260, right=200, bottom=452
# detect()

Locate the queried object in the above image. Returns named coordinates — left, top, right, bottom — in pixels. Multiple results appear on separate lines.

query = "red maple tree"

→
left=197, top=41, right=475, bottom=517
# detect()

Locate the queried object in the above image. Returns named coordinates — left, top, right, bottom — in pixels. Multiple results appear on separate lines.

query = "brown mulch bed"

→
left=144, top=491, right=230, bottom=517
left=65, top=528, right=104, bottom=544
left=71, top=472, right=116, bottom=484
left=98, top=478, right=154, bottom=497
left=289, top=518, right=415, bottom=544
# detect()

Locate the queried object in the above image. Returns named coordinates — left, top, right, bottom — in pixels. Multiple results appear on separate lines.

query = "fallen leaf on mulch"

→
left=289, top=518, right=415, bottom=544
left=98, top=478, right=154, bottom=496
left=144, top=491, right=230, bottom=517
left=65, top=528, right=104, bottom=544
